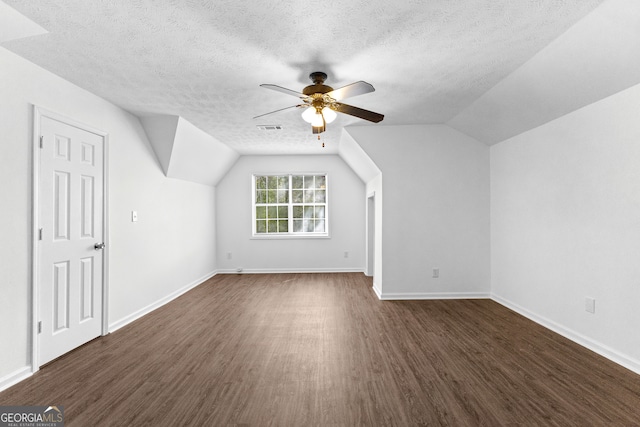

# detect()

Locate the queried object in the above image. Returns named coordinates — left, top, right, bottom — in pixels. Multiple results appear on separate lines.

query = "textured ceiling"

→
left=1, top=0, right=606, bottom=154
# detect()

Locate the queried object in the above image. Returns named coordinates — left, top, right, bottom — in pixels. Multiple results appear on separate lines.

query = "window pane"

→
left=293, top=206, right=303, bottom=218
left=256, top=190, right=266, bottom=203
left=315, top=220, right=325, bottom=232
left=256, top=176, right=267, bottom=190
left=304, top=219, right=314, bottom=232
left=304, top=190, right=314, bottom=203
left=267, top=206, right=277, bottom=218
left=314, top=206, right=325, bottom=219
left=256, top=220, right=266, bottom=233
left=304, top=206, right=314, bottom=218
left=256, top=206, right=266, bottom=219
left=278, top=176, right=288, bottom=189
left=277, top=189, right=288, bottom=203
left=292, top=175, right=304, bottom=189
left=268, top=220, right=278, bottom=233
left=314, top=190, right=325, bottom=203
left=316, top=175, right=326, bottom=189
left=278, top=220, right=288, bottom=232
left=267, top=190, right=277, bottom=203
left=293, top=220, right=303, bottom=232
left=278, top=206, right=288, bottom=218
left=292, top=190, right=303, bottom=203
left=303, top=175, right=314, bottom=189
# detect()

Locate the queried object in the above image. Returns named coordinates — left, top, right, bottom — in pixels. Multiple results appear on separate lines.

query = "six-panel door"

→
left=39, top=116, right=104, bottom=365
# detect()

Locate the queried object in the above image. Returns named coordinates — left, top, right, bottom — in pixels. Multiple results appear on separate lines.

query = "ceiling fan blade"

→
left=326, top=81, right=375, bottom=101
left=253, top=104, right=302, bottom=119
left=333, top=102, right=384, bottom=123
left=260, top=84, right=308, bottom=99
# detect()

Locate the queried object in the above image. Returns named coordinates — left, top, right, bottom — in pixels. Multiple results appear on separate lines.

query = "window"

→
left=253, top=174, right=328, bottom=237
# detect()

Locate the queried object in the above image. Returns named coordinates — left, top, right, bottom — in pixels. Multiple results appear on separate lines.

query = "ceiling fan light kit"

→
left=255, top=71, right=384, bottom=139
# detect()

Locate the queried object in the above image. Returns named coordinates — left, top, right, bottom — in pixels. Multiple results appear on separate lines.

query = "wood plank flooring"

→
left=2, top=273, right=639, bottom=426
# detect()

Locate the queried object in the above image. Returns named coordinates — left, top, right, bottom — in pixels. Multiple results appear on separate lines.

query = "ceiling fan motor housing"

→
left=302, top=84, right=333, bottom=96
left=303, top=71, right=334, bottom=96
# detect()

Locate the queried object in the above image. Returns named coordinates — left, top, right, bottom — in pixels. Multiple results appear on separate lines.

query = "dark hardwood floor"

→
left=2, top=273, right=639, bottom=426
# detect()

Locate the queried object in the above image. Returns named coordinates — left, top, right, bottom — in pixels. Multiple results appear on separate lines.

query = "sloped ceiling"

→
left=0, top=1, right=47, bottom=43
left=140, top=115, right=239, bottom=186
left=4, top=0, right=634, bottom=155
left=448, top=0, right=640, bottom=144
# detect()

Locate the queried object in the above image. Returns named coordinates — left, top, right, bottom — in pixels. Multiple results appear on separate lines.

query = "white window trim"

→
left=251, top=173, right=330, bottom=239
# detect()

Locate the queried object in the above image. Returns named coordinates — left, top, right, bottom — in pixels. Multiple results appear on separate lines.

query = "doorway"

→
left=366, top=193, right=375, bottom=277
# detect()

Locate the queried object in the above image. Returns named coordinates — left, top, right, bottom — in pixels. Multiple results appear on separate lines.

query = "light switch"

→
left=585, top=297, right=595, bottom=314
left=131, top=211, right=138, bottom=222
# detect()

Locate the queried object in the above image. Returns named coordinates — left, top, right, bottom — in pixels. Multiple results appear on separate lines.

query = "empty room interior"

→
left=1, top=0, right=640, bottom=425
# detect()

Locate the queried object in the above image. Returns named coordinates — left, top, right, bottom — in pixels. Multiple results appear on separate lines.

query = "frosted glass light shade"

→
left=311, top=112, right=325, bottom=127
left=322, top=107, right=337, bottom=123
left=302, top=106, right=336, bottom=125
left=302, top=107, right=316, bottom=123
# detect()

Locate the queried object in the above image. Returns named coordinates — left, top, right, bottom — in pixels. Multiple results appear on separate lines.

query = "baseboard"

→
left=492, top=293, right=640, bottom=376
left=0, top=366, right=32, bottom=393
left=378, top=291, right=490, bottom=300
left=109, top=270, right=217, bottom=333
left=217, top=268, right=365, bottom=274
left=372, top=283, right=382, bottom=299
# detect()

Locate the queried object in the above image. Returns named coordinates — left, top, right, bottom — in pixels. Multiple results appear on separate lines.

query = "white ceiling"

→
left=3, top=0, right=635, bottom=155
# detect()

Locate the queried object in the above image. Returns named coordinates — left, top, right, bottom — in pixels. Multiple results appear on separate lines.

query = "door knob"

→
left=94, top=242, right=106, bottom=250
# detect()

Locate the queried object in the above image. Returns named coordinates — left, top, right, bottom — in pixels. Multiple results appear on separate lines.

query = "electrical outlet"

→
left=344, top=251, right=349, bottom=258
left=227, top=252, right=232, bottom=260
left=585, top=297, right=595, bottom=314
left=432, top=268, right=439, bottom=278
left=131, top=211, right=138, bottom=222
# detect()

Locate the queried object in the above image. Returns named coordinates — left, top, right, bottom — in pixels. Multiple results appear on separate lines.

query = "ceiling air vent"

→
left=256, top=125, right=283, bottom=131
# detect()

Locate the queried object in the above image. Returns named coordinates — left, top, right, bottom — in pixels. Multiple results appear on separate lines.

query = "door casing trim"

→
left=31, top=106, right=110, bottom=372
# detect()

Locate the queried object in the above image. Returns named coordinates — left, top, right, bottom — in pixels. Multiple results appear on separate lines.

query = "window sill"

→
left=251, top=233, right=330, bottom=240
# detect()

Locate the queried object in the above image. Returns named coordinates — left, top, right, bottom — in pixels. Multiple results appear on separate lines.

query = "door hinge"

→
left=38, top=321, right=42, bottom=334
left=39, top=135, right=43, bottom=149
left=39, top=228, right=43, bottom=240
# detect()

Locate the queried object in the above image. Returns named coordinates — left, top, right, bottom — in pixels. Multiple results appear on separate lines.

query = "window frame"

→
left=251, top=173, right=330, bottom=239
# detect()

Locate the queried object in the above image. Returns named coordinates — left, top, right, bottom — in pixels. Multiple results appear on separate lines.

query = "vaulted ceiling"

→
left=2, top=0, right=639, bottom=155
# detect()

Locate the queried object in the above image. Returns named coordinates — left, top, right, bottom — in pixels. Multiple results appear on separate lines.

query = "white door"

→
left=38, top=115, right=105, bottom=365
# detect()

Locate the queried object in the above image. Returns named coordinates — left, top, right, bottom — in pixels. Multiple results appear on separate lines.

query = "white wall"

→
left=215, top=155, right=365, bottom=272
left=349, top=125, right=491, bottom=298
left=0, top=47, right=217, bottom=387
left=491, top=82, right=640, bottom=373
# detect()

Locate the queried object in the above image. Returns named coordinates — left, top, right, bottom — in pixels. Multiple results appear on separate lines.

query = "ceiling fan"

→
left=254, top=72, right=384, bottom=135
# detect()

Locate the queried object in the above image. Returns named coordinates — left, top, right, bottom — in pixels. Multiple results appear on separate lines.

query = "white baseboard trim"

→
left=217, top=267, right=365, bottom=274
left=109, top=270, right=217, bottom=333
left=0, top=366, right=32, bottom=393
left=372, top=283, right=382, bottom=299
left=378, top=291, right=491, bottom=300
left=492, top=293, right=640, bottom=376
